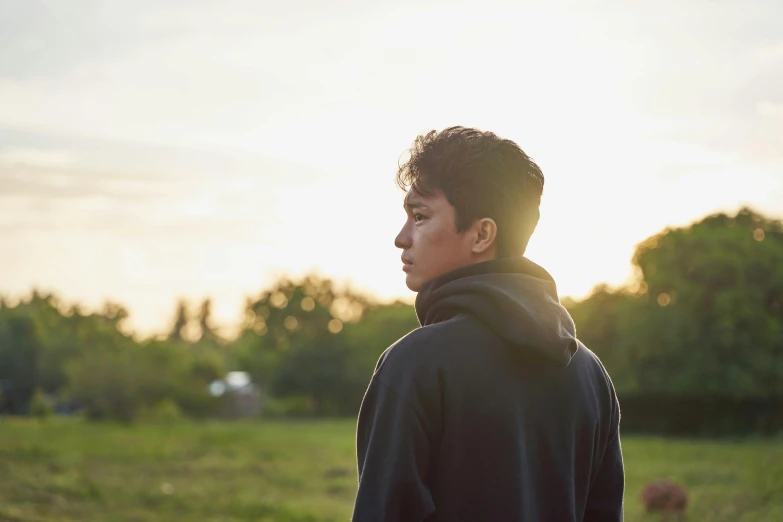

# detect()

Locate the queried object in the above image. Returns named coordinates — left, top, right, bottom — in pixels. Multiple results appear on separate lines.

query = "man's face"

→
left=395, top=189, right=478, bottom=292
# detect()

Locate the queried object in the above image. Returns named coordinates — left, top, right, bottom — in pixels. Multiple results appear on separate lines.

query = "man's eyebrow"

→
left=403, top=199, right=428, bottom=210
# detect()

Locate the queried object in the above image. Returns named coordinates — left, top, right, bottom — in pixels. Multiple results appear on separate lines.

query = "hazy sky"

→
left=1, top=0, right=782, bottom=336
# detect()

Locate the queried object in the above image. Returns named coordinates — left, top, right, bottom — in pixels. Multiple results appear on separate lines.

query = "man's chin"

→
left=405, top=274, right=422, bottom=293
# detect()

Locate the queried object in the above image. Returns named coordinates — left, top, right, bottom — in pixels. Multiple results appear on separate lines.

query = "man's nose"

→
left=395, top=224, right=411, bottom=250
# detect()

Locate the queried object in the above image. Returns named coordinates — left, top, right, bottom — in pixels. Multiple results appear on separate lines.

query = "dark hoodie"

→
left=351, top=257, right=624, bottom=522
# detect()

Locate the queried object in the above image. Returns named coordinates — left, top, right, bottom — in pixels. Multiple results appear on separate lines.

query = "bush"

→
left=262, top=395, right=315, bottom=418
left=28, top=389, right=53, bottom=419
left=140, top=398, right=184, bottom=423
left=66, top=347, right=153, bottom=423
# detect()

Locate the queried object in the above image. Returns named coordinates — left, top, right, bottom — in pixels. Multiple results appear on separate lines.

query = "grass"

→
left=1, top=418, right=781, bottom=521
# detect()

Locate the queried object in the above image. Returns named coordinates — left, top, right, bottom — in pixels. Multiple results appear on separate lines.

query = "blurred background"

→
left=1, top=1, right=781, bottom=521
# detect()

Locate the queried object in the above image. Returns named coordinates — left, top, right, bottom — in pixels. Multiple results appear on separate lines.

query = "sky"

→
left=1, top=0, right=782, bottom=337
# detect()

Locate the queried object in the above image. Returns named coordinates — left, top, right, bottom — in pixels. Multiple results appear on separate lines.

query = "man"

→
left=351, top=126, right=624, bottom=522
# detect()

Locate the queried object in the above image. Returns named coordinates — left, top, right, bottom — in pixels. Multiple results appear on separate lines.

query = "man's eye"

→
left=413, top=213, right=426, bottom=222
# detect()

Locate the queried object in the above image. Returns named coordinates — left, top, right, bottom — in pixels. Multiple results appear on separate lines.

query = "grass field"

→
left=1, top=418, right=781, bottom=522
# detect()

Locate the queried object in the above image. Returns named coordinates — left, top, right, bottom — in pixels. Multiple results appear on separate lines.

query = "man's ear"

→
left=471, top=218, right=497, bottom=255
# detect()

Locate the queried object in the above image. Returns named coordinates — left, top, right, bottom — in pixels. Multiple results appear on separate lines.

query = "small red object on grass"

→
left=641, top=480, right=689, bottom=520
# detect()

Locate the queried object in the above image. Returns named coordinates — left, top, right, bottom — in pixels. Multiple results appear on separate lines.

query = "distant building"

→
left=209, top=371, right=262, bottom=418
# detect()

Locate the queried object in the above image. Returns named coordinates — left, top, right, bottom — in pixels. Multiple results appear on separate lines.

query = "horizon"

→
left=1, top=0, right=782, bottom=336
left=0, top=200, right=775, bottom=341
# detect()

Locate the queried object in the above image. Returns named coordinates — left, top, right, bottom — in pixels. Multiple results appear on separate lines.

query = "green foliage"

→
left=66, top=341, right=158, bottom=423
left=570, top=207, right=783, bottom=409
left=342, top=301, right=420, bottom=372
left=0, top=310, right=43, bottom=414
left=0, top=292, right=135, bottom=414
left=139, top=398, right=184, bottom=423
left=1, top=418, right=782, bottom=522
left=233, top=275, right=417, bottom=417
left=631, top=208, right=783, bottom=398
left=66, top=339, right=225, bottom=423
left=262, top=395, right=317, bottom=417
left=0, top=291, right=231, bottom=422
left=29, top=389, right=53, bottom=419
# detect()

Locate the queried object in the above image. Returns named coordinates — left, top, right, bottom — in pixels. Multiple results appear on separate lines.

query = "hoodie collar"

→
left=415, top=257, right=578, bottom=366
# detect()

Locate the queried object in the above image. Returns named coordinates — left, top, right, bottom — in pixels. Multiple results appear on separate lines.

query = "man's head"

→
left=394, top=126, right=544, bottom=292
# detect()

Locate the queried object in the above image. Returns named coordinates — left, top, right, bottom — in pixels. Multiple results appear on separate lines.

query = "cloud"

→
left=0, top=147, right=74, bottom=168
left=0, top=148, right=173, bottom=202
left=0, top=127, right=344, bottom=249
left=758, top=101, right=783, bottom=118
left=754, top=42, right=783, bottom=62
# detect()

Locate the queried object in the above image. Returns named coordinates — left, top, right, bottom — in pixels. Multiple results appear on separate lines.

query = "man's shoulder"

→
left=375, top=314, right=490, bottom=375
left=368, top=316, right=485, bottom=420
left=572, top=341, right=613, bottom=376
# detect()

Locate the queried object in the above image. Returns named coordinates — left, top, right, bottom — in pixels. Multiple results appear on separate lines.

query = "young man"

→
left=351, top=127, right=624, bottom=521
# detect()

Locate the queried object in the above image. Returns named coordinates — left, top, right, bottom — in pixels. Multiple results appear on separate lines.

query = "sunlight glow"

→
left=0, top=0, right=781, bottom=336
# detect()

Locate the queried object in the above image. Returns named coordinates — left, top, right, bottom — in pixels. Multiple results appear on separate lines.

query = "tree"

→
left=168, top=299, right=191, bottom=342
left=570, top=207, right=783, bottom=400
left=197, top=298, right=221, bottom=343
left=632, top=207, right=783, bottom=398
left=0, top=314, right=41, bottom=414
left=234, top=274, right=389, bottom=415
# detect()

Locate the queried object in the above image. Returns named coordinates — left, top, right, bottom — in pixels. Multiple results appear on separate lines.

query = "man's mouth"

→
left=401, top=255, right=413, bottom=272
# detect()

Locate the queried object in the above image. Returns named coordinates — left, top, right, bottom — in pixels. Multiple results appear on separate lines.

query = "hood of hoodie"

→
left=415, top=257, right=578, bottom=366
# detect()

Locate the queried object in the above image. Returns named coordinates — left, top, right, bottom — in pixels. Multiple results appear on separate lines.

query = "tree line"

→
left=566, top=207, right=783, bottom=434
left=0, top=274, right=419, bottom=422
left=1, top=207, right=781, bottom=434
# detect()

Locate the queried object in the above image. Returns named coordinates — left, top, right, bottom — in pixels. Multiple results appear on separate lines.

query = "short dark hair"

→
left=395, top=126, right=544, bottom=257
